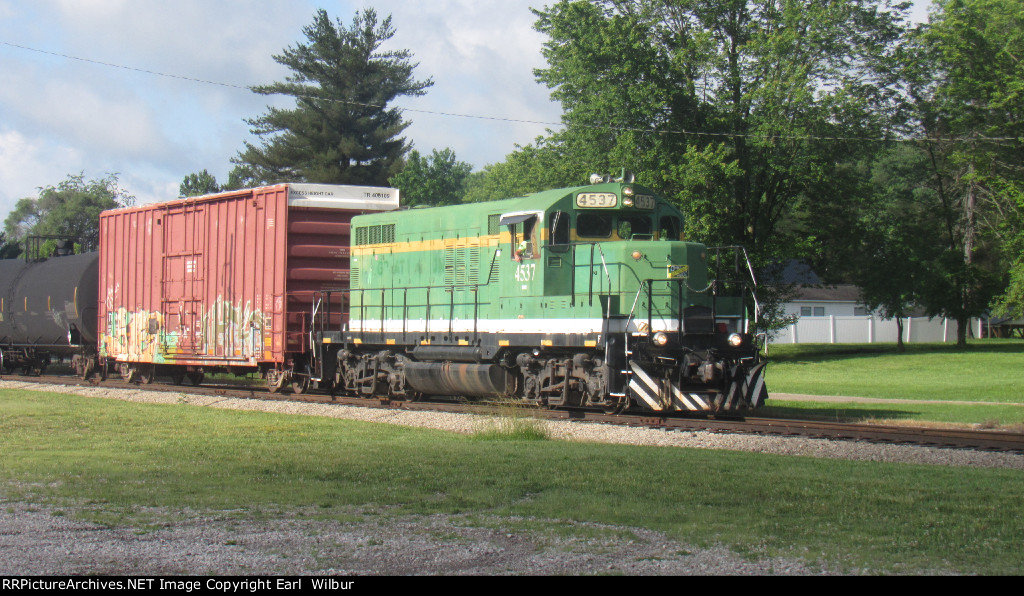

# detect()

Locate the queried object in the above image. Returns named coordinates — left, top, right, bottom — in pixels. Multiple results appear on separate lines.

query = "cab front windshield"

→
left=577, top=213, right=676, bottom=240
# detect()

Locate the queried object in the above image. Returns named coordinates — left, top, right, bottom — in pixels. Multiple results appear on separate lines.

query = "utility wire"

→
left=0, top=40, right=562, bottom=127
left=2, top=40, right=1021, bottom=145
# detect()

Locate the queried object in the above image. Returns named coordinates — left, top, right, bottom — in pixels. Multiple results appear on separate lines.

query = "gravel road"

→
left=2, top=380, right=1020, bottom=575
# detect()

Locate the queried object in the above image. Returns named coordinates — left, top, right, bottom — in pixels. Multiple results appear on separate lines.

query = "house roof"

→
left=793, top=284, right=862, bottom=302
left=761, top=259, right=820, bottom=285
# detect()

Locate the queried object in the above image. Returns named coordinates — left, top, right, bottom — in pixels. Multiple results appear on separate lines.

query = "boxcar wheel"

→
left=290, top=362, right=311, bottom=394
left=120, top=364, right=138, bottom=384
left=266, top=369, right=287, bottom=393
left=291, top=372, right=310, bottom=394
left=138, top=365, right=155, bottom=384
left=187, top=371, right=204, bottom=386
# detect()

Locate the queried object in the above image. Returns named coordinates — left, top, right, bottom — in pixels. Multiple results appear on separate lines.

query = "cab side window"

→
left=548, top=211, right=570, bottom=251
left=510, top=216, right=538, bottom=261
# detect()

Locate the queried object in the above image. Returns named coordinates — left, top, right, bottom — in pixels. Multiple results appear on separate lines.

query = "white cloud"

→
left=360, top=1, right=562, bottom=164
left=0, top=130, right=83, bottom=216
left=0, top=68, right=167, bottom=158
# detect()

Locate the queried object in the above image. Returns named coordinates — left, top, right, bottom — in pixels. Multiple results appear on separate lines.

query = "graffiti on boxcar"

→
left=102, top=297, right=268, bottom=363
left=102, top=308, right=170, bottom=361
left=199, top=296, right=268, bottom=358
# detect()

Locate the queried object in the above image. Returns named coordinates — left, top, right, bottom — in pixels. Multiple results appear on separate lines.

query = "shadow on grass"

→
left=760, top=405, right=924, bottom=422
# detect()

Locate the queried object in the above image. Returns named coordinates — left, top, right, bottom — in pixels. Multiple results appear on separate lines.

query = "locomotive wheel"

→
left=602, top=395, right=627, bottom=415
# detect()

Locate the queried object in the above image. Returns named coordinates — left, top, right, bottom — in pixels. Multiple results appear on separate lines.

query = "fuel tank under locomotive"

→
left=0, top=252, right=99, bottom=372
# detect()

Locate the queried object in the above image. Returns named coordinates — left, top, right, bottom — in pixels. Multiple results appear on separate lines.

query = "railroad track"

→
left=6, top=371, right=1024, bottom=454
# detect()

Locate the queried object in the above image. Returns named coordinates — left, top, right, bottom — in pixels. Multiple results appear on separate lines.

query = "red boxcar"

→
left=97, top=183, right=398, bottom=387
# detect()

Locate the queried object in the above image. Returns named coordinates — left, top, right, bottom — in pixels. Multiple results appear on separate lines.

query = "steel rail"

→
left=7, top=372, right=1024, bottom=454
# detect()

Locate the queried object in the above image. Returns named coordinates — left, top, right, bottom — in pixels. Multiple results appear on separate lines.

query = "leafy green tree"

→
left=531, top=0, right=911, bottom=264
left=0, top=231, right=21, bottom=259
left=179, top=169, right=221, bottom=197
left=843, top=146, right=942, bottom=351
left=909, top=0, right=1023, bottom=343
left=234, top=8, right=433, bottom=186
left=387, top=148, right=472, bottom=206
left=517, top=0, right=911, bottom=336
left=3, top=173, right=134, bottom=252
left=463, top=137, right=580, bottom=203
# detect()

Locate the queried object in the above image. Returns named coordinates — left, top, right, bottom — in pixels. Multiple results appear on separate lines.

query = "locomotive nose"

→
left=626, top=358, right=767, bottom=413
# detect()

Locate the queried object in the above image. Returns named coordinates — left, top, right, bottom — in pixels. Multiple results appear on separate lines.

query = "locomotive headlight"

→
left=631, top=250, right=643, bottom=261
left=653, top=332, right=669, bottom=346
left=623, top=186, right=634, bottom=196
left=623, top=197, right=634, bottom=207
left=728, top=333, right=744, bottom=347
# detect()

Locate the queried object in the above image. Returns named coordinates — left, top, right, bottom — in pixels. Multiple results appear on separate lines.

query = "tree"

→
left=387, top=148, right=472, bottom=207
left=233, top=8, right=433, bottom=186
left=521, top=0, right=911, bottom=337
left=844, top=145, right=942, bottom=351
left=3, top=173, right=134, bottom=252
left=909, top=0, right=1023, bottom=344
left=463, top=137, right=580, bottom=203
left=0, top=231, right=21, bottom=259
left=531, top=0, right=911, bottom=264
left=179, top=169, right=221, bottom=197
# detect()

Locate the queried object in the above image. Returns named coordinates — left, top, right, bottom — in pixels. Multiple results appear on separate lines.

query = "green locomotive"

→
left=311, top=177, right=768, bottom=414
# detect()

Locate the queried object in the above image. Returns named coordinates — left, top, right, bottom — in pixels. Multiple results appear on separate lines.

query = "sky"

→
left=0, top=1, right=932, bottom=218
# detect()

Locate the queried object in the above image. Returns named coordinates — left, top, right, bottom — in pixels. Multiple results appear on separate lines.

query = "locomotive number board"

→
left=576, top=193, right=618, bottom=208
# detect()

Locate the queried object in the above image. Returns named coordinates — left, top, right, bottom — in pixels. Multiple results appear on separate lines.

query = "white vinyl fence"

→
left=770, top=316, right=983, bottom=344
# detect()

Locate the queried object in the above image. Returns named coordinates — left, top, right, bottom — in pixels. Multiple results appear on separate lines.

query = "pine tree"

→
left=233, top=9, right=432, bottom=186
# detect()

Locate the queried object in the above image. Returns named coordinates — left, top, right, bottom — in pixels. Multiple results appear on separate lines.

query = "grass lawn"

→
left=764, top=340, right=1024, bottom=426
left=2, top=388, right=1023, bottom=575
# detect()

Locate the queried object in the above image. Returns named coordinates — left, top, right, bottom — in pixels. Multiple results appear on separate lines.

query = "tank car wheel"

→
left=79, top=362, right=94, bottom=380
